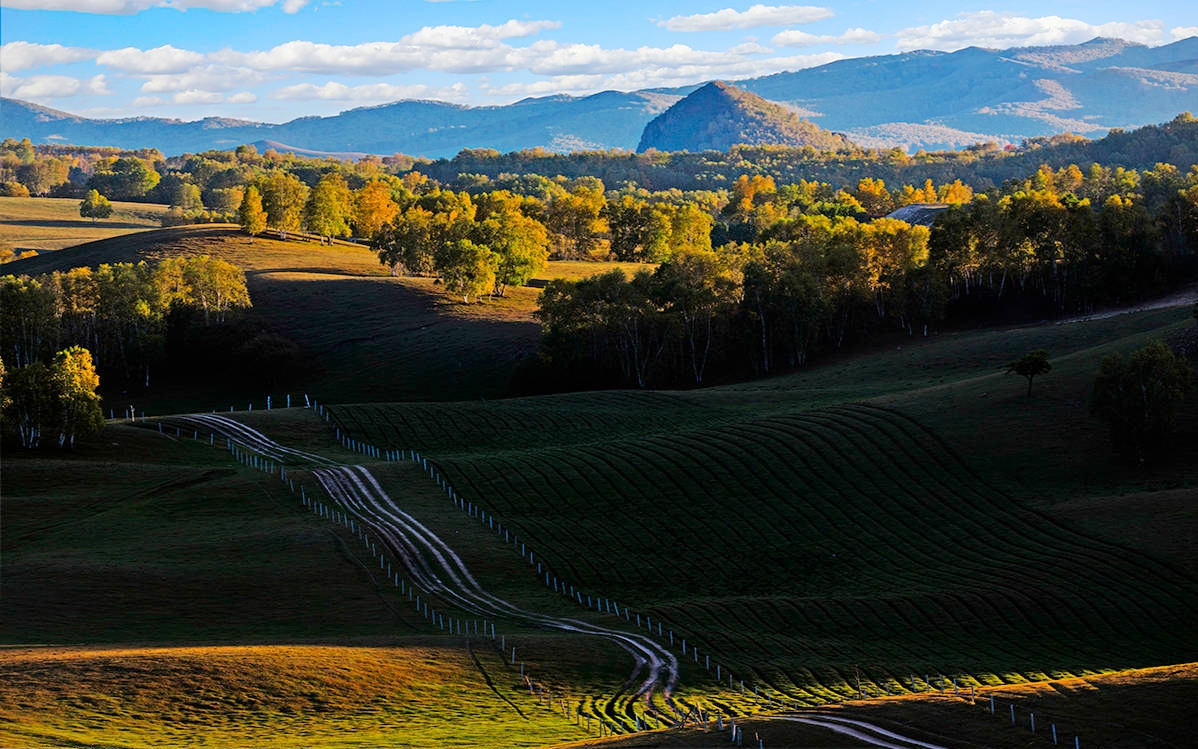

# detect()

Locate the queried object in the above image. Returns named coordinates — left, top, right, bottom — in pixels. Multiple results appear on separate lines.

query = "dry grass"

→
left=0, top=643, right=586, bottom=748
left=553, top=663, right=1198, bottom=749
left=0, top=196, right=170, bottom=254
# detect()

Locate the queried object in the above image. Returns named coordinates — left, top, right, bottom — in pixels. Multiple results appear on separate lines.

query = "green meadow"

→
left=1, top=207, right=1195, bottom=748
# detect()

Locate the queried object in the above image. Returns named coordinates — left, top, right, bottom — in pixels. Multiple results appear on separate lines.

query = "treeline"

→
left=1, top=112, right=1195, bottom=228
left=529, top=163, right=1198, bottom=389
left=418, top=113, right=1198, bottom=193
left=0, top=256, right=252, bottom=393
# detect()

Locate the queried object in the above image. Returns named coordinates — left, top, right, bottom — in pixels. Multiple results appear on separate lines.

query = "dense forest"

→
left=2, top=113, right=1196, bottom=392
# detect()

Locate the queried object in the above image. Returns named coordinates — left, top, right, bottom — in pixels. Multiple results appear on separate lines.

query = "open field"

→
left=1, top=208, right=1195, bottom=747
left=561, top=663, right=1198, bottom=749
left=0, top=644, right=588, bottom=749
left=0, top=196, right=170, bottom=254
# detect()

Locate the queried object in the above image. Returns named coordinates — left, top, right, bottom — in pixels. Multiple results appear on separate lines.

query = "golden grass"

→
left=0, top=643, right=587, bottom=748
left=0, top=196, right=170, bottom=253
left=551, top=663, right=1198, bottom=749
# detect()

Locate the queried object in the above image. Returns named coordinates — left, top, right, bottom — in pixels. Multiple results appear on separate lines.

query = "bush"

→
left=1089, top=340, right=1195, bottom=464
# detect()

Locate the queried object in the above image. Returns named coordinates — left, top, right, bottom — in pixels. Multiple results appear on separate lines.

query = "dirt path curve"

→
left=314, top=464, right=680, bottom=711
left=173, top=413, right=680, bottom=723
left=780, top=715, right=951, bottom=749
left=1055, top=283, right=1197, bottom=325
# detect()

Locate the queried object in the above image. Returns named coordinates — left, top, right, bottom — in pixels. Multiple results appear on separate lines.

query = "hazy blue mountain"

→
left=2, top=37, right=1194, bottom=156
left=637, top=81, right=850, bottom=152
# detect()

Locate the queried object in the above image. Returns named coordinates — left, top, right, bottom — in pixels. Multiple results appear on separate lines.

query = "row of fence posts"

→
left=111, top=394, right=313, bottom=422
left=990, top=694, right=1079, bottom=747
left=155, top=403, right=1081, bottom=749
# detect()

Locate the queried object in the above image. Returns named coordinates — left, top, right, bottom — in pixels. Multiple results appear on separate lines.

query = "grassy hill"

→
left=0, top=195, right=169, bottom=254
left=1, top=215, right=652, bottom=408
left=2, top=205, right=1195, bottom=748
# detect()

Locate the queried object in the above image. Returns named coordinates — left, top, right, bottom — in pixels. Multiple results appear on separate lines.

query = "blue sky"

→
left=2, top=1, right=1195, bottom=123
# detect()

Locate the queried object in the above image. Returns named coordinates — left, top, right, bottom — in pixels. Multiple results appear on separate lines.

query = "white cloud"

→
left=896, top=12, right=1167, bottom=51
left=96, top=44, right=205, bottom=74
left=139, top=65, right=262, bottom=92
left=0, top=0, right=307, bottom=13
left=213, top=20, right=560, bottom=75
left=227, top=90, right=258, bottom=103
left=1172, top=27, right=1198, bottom=41
left=772, top=27, right=880, bottom=47
left=131, top=95, right=164, bottom=106
left=173, top=88, right=225, bottom=104
left=660, top=4, right=833, bottom=33
left=271, top=80, right=468, bottom=103
left=1, top=73, right=112, bottom=98
left=0, top=42, right=95, bottom=72
left=486, top=51, right=843, bottom=99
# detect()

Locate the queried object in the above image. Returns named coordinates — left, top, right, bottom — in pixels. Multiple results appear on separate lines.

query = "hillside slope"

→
left=636, top=81, right=850, bottom=152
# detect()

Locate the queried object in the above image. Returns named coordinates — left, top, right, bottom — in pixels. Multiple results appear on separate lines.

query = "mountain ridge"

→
left=2, top=36, right=1195, bottom=157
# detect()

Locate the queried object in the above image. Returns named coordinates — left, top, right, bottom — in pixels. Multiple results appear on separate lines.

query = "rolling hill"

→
left=3, top=37, right=1195, bottom=156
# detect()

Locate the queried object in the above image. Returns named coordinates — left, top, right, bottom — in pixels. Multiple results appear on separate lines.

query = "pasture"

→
left=1, top=202, right=1195, bottom=748
left=0, top=195, right=169, bottom=254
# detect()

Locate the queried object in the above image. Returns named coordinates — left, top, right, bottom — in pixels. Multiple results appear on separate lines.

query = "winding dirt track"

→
left=172, top=412, right=679, bottom=724
left=780, top=715, right=951, bottom=749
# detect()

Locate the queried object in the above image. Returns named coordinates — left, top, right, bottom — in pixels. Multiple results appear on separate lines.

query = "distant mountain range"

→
left=3, top=37, right=1196, bottom=158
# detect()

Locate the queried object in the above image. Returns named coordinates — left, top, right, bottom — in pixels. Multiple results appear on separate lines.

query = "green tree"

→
left=3, top=360, right=55, bottom=448
left=79, top=189, right=113, bottom=223
left=1005, top=349, right=1052, bottom=397
left=238, top=185, right=267, bottom=241
left=477, top=208, right=549, bottom=296
left=257, top=171, right=309, bottom=237
left=1089, top=340, right=1195, bottom=463
left=88, top=156, right=160, bottom=200
left=304, top=173, right=353, bottom=242
left=180, top=255, right=252, bottom=325
left=435, top=238, right=496, bottom=303
left=50, top=345, right=104, bottom=447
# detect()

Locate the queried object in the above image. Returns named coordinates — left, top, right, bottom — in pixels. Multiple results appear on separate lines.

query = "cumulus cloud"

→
left=213, top=20, right=561, bottom=75
left=660, top=4, right=833, bottom=33
left=1, top=73, right=112, bottom=98
left=139, top=65, right=262, bottom=92
left=772, top=27, right=880, bottom=47
left=0, top=0, right=308, bottom=13
left=271, top=80, right=468, bottom=103
left=131, top=95, right=164, bottom=107
left=227, top=90, right=258, bottom=103
left=896, top=11, right=1167, bottom=51
left=96, top=44, right=206, bottom=74
left=173, top=88, right=225, bottom=104
left=1172, top=27, right=1198, bottom=40
left=0, top=42, right=95, bottom=72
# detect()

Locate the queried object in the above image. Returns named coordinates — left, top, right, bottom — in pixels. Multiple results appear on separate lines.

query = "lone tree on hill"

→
left=79, top=189, right=113, bottom=223
left=1006, top=349, right=1052, bottom=397
left=238, top=185, right=267, bottom=242
left=1089, top=340, right=1194, bottom=464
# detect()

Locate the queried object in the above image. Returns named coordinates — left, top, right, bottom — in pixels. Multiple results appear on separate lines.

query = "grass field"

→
left=0, top=196, right=170, bottom=254
left=2, top=203, right=1195, bottom=748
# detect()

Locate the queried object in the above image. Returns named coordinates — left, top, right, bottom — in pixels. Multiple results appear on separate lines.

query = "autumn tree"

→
left=50, top=345, right=104, bottom=447
left=435, top=238, right=496, bottom=303
left=79, top=189, right=113, bottom=222
left=352, top=180, right=401, bottom=238
left=238, top=185, right=267, bottom=241
left=257, top=171, right=309, bottom=237
left=476, top=207, right=549, bottom=296
left=304, top=173, right=353, bottom=242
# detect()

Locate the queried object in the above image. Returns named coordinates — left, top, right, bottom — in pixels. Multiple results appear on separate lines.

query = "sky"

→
left=2, top=1, right=1196, bottom=124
